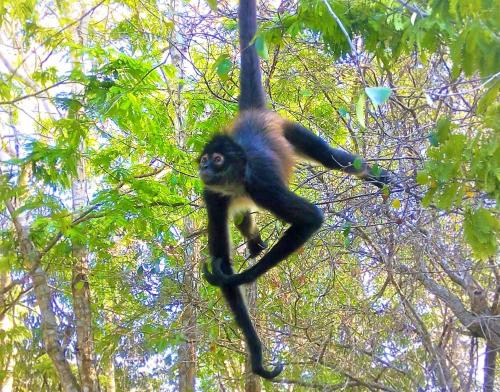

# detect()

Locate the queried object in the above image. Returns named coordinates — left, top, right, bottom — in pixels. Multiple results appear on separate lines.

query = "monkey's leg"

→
left=234, top=211, right=267, bottom=257
left=203, top=191, right=282, bottom=379
left=205, top=182, right=324, bottom=286
left=284, top=122, right=393, bottom=188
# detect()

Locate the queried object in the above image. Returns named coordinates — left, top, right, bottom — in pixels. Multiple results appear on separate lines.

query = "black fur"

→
left=283, top=123, right=392, bottom=188
left=203, top=153, right=324, bottom=286
left=200, top=135, right=246, bottom=187
left=203, top=190, right=282, bottom=379
left=239, top=0, right=266, bottom=110
left=199, top=0, right=394, bottom=380
left=234, top=211, right=268, bottom=258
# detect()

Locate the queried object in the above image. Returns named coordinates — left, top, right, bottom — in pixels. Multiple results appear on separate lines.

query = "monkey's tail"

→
left=221, top=284, right=283, bottom=379
left=238, top=0, right=266, bottom=110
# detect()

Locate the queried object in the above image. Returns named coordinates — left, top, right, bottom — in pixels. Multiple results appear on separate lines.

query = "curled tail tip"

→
left=254, top=363, right=284, bottom=379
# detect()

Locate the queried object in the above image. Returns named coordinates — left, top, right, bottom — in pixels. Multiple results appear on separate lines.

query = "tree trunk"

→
left=102, top=357, right=116, bottom=392
left=169, top=2, right=199, bottom=390
left=483, top=341, right=496, bottom=392
left=178, top=217, right=199, bottom=392
left=102, top=313, right=116, bottom=392
left=244, top=260, right=261, bottom=392
left=69, top=13, right=99, bottom=389
left=71, top=152, right=99, bottom=392
left=4, top=193, right=79, bottom=391
left=31, top=267, right=81, bottom=392
left=0, top=273, right=16, bottom=392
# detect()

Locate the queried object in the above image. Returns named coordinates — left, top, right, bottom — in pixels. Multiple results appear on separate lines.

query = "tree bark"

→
left=178, top=217, right=199, bottom=392
left=71, top=151, right=99, bottom=392
left=102, top=357, right=116, bottom=392
left=102, top=313, right=116, bottom=392
left=400, top=260, right=500, bottom=351
left=168, top=2, right=199, bottom=390
left=69, top=12, right=100, bottom=389
left=3, top=192, right=80, bottom=391
left=31, top=267, right=81, bottom=392
left=483, top=342, right=496, bottom=392
left=0, top=272, right=16, bottom=392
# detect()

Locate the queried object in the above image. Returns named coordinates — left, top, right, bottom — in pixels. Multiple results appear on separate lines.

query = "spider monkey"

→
left=199, top=0, right=393, bottom=379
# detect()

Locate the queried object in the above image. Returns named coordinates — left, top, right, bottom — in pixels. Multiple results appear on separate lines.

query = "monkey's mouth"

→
left=199, top=170, right=215, bottom=184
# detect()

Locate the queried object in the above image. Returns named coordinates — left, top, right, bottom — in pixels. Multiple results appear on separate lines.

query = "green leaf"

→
left=142, top=324, right=156, bottom=335
left=370, top=164, right=381, bottom=177
left=436, top=182, right=459, bottom=210
left=214, top=55, right=232, bottom=78
left=356, top=94, right=366, bottom=128
left=74, top=281, right=85, bottom=290
left=338, top=107, right=349, bottom=118
left=342, top=222, right=351, bottom=237
left=365, top=87, right=392, bottom=106
left=416, top=171, right=429, bottom=185
left=428, top=132, right=439, bottom=147
left=343, top=236, right=351, bottom=247
left=464, top=208, right=499, bottom=259
left=353, top=157, right=363, bottom=170
left=234, top=213, right=244, bottom=226
left=477, top=79, right=500, bottom=114
left=255, top=35, right=269, bottom=60
left=222, top=18, right=238, bottom=31
left=382, top=185, right=390, bottom=199
left=391, top=199, right=401, bottom=209
left=421, top=187, right=437, bottom=207
left=206, top=0, right=217, bottom=11
left=435, top=117, right=451, bottom=143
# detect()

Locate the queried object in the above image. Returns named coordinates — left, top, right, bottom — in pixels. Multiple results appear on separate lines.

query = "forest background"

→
left=0, top=0, right=499, bottom=391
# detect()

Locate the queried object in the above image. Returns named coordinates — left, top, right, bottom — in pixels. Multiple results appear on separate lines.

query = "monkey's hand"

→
left=203, top=258, right=253, bottom=287
left=365, top=167, right=401, bottom=190
left=247, top=237, right=267, bottom=258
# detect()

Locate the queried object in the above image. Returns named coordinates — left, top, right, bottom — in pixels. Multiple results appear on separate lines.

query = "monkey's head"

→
left=199, top=135, right=246, bottom=186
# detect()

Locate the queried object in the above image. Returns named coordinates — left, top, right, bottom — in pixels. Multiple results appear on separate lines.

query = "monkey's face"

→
left=199, top=136, right=246, bottom=187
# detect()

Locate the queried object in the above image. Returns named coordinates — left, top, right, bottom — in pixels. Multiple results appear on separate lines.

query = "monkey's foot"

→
left=248, top=237, right=267, bottom=258
left=367, top=168, right=402, bottom=190
left=202, top=258, right=252, bottom=287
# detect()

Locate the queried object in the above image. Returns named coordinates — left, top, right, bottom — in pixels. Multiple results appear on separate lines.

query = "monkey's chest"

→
left=206, top=184, right=257, bottom=213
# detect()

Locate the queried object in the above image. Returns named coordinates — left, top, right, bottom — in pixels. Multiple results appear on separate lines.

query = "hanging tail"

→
left=221, top=282, right=283, bottom=379
left=239, top=0, right=266, bottom=110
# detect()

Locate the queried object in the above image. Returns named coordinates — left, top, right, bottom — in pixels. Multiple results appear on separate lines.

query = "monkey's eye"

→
left=212, top=153, right=224, bottom=165
left=200, top=155, right=208, bottom=165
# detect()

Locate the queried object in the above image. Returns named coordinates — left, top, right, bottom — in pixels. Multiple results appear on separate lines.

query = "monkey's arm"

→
left=203, top=190, right=283, bottom=379
left=204, top=190, right=231, bottom=264
left=284, top=122, right=396, bottom=188
left=204, top=179, right=324, bottom=287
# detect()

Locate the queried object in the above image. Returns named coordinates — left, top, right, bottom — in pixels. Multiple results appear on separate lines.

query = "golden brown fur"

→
left=226, top=110, right=296, bottom=184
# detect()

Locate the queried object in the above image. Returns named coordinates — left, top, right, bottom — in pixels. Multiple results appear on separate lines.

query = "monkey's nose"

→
left=199, top=170, right=212, bottom=183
